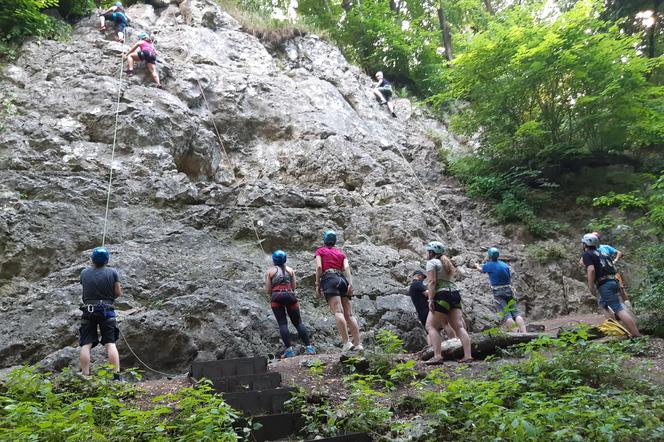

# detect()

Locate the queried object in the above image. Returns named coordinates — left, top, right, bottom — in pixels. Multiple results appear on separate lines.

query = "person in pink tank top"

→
left=124, top=32, right=161, bottom=87
left=315, top=230, right=362, bottom=353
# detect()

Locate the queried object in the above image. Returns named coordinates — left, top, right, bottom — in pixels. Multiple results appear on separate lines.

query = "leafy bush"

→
left=525, top=242, right=567, bottom=265
left=0, top=366, right=249, bottom=441
left=375, top=329, right=405, bottom=354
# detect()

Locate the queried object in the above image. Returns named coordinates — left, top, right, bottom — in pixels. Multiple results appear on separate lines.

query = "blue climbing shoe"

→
left=281, top=347, right=295, bottom=359
left=305, top=345, right=316, bottom=355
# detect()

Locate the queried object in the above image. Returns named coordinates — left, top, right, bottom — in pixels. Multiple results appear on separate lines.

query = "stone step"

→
left=211, top=372, right=282, bottom=393
left=304, top=433, right=372, bottom=442
left=190, top=356, right=268, bottom=380
left=222, top=387, right=296, bottom=415
left=250, top=412, right=304, bottom=442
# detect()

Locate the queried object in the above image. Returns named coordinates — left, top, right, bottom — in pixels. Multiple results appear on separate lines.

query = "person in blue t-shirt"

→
left=475, top=247, right=527, bottom=333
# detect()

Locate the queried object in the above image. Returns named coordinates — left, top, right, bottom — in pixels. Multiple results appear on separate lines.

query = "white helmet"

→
left=581, top=233, right=599, bottom=247
left=426, top=241, right=445, bottom=255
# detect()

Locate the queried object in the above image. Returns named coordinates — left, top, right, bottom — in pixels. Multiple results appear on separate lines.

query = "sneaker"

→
left=281, top=347, right=295, bottom=359
left=125, top=69, right=133, bottom=75
left=305, top=345, right=316, bottom=355
left=341, top=341, right=354, bottom=352
left=354, top=344, right=364, bottom=352
left=391, top=112, right=397, bottom=118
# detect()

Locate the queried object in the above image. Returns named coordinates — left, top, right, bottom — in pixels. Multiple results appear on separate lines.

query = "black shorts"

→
left=433, top=290, right=461, bottom=314
left=138, top=50, right=157, bottom=64
left=410, top=294, right=429, bottom=326
left=79, top=310, right=119, bottom=347
left=321, top=272, right=349, bottom=301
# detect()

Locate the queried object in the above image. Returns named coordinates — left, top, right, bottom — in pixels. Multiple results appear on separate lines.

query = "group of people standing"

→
left=98, top=2, right=161, bottom=87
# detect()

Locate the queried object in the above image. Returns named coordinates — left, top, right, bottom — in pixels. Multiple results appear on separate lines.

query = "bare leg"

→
left=616, top=309, right=641, bottom=337
left=146, top=63, right=161, bottom=86
left=515, top=315, right=527, bottom=333
left=117, top=30, right=124, bottom=43
left=99, top=16, right=105, bottom=29
left=105, top=343, right=120, bottom=372
left=442, top=318, right=456, bottom=339
left=126, top=52, right=139, bottom=71
left=340, top=297, right=361, bottom=346
left=373, top=89, right=387, bottom=103
left=426, top=312, right=444, bottom=359
left=387, top=101, right=395, bottom=113
left=449, top=309, right=472, bottom=360
left=504, top=317, right=517, bottom=331
left=80, top=344, right=93, bottom=375
left=602, top=306, right=617, bottom=321
left=328, top=296, right=349, bottom=344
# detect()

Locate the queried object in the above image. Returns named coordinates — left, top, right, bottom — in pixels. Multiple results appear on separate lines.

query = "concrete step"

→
left=304, top=433, right=372, bottom=442
left=223, top=387, right=296, bottom=415
left=250, top=412, right=304, bottom=442
left=190, top=356, right=267, bottom=380
left=211, top=372, right=282, bottom=393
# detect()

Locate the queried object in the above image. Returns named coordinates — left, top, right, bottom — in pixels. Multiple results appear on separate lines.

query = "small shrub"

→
left=375, top=329, right=405, bottom=354
left=525, top=242, right=567, bottom=264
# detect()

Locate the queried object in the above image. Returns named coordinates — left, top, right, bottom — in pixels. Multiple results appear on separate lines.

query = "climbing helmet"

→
left=581, top=233, right=599, bottom=247
left=91, top=247, right=110, bottom=265
left=426, top=241, right=445, bottom=256
left=487, top=247, right=500, bottom=260
left=272, top=250, right=287, bottom=266
left=323, top=230, right=337, bottom=246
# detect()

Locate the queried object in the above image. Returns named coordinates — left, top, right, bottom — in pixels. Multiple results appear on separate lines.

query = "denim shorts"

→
left=492, top=286, right=520, bottom=320
left=597, top=279, right=624, bottom=314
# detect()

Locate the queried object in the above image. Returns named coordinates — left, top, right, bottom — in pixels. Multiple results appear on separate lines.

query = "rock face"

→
left=0, top=0, right=597, bottom=374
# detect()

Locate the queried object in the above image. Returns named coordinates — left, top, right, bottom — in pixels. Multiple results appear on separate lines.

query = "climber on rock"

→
left=424, top=241, right=473, bottom=365
left=124, top=32, right=161, bottom=87
left=99, top=1, right=130, bottom=43
left=372, top=71, right=397, bottom=118
left=266, top=250, right=315, bottom=358
left=474, top=247, right=527, bottom=333
left=315, top=230, right=363, bottom=353
left=578, top=231, right=630, bottom=308
left=581, top=233, right=641, bottom=337
left=79, top=247, right=121, bottom=377
left=408, top=270, right=457, bottom=349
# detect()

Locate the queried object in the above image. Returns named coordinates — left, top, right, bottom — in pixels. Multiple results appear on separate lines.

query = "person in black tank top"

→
left=372, top=71, right=397, bottom=118
left=265, top=250, right=315, bottom=358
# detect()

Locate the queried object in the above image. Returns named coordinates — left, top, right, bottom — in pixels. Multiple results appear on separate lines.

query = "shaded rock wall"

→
left=0, top=0, right=596, bottom=374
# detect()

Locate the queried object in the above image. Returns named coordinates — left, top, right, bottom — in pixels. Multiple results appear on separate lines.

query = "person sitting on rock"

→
left=409, top=270, right=457, bottom=349
left=99, top=2, right=130, bottom=43
left=124, top=32, right=161, bottom=87
left=581, top=233, right=641, bottom=336
left=424, top=241, right=473, bottom=365
left=372, top=71, right=397, bottom=118
left=79, top=247, right=121, bottom=377
left=474, top=247, right=527, bottom=333
left=266, top=250, right=315, bottom=358
left=315, top=230, right=363, bottom=353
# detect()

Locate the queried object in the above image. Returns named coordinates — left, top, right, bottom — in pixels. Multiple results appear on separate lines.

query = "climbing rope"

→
left=118, top=327, right=188, bottom=378
left=196, top=78, right=236, bottom=174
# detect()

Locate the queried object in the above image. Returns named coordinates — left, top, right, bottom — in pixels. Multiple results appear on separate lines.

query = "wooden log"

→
left=421, top=332, right=543, bottom=361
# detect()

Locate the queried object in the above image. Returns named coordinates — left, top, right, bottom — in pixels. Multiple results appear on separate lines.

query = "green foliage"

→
left=375, top=328, right=405, bottom=354
left=525, top=242, right=567, bottom=264
left=635, top=242, right=664, bottom=315
left=0, top=366, right=249, bottom=441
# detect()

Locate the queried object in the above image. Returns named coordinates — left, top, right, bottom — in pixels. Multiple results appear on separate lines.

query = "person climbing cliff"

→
left=79, top=247, right=121, bottom=376
left=578, top=231, right=630, bottom=308
left=315, top=230, right=362, bottom=353
left=424, top=241, right=473, bottom=365
left=581, top=233, right=641, bottom=337
left=474, top=247, right=527, bottom=333
left=265, top=250, right=315, bottom=358
left=99, top=1, right=130, bottom=43
left=124, top=32, right=161, bottom=87
left=372, top=71, right=397, bottom=118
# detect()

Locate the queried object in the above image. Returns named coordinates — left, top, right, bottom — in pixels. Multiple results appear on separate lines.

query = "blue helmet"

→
left=91, top=247, right=110, bottom=265
left=272, top=250, right=287, bottom=266
left=115, top=1, right=122, bottom=6
left=487, top=247, right=500, bottom=260
left=323, top=229, right=337, bottom=246
left=138, top=32, right=149, bottom=40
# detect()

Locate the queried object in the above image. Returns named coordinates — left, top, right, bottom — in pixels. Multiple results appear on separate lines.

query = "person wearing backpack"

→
left=266, top=250, right=315, bottom=358
left=124, top=32, right=161, bottom=87
left=581, top=233, right=641, bottom=337
left=99, top=1, right=130, bottom=43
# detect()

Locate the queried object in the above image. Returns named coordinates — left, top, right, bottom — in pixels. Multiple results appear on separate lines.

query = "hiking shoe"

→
left=341, top=341, right=354, bottom=352
left=379, top=101, right=387, bottom=106
left=391, top=111, right=397, bottom=118
left=305, top=345, right=316, bottom=355
left=281, top=347, right=296, bottom=359
left=353, top=344, right=364, bottom=352
left=125, top=69, right=133, bottom=75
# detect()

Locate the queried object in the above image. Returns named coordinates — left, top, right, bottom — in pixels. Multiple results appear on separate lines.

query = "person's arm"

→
left=586, top=265, right=597, bottom=296
left=427, top=268, right=436, bottom=312
left=264, top=269, right=273, bottom=295
left=343, top=258, right=353, bottom=296
left=613, top=249, right=622, bottom=264
left=289, top=267, right=297, bottom=291
left=124, top=41, right=140, bottom=55
left=474, top=263, right=483, bottom=272
left=113, top=282, right=122, bottom=299
left=442, top=256, right=456, bottom=280
left=578, top=257, right=584, bottom=269
left=315, top=255, right=323, bottom=296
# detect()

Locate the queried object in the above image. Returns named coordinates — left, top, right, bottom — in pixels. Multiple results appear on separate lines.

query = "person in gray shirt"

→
left=79, top=247, right=122, bottom=376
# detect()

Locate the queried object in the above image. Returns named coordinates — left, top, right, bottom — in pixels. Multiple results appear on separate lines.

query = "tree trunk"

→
left=438, top=0, right=453, bottom=61
left=647, top=0, right=661, bottom=58
left=421, top=333, right=543, bottom=361
left=482, top=0, right=495, bottom=15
